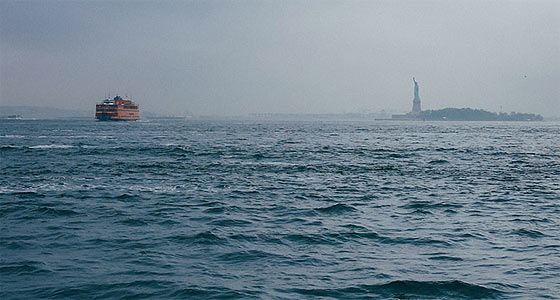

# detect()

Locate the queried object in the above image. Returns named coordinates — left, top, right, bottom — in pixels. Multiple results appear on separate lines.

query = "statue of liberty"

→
left=412, top=77, right=421, bottom=113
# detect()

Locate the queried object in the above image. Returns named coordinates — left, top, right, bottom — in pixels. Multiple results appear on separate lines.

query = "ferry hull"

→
left=95, top=114, right=139, bottom=121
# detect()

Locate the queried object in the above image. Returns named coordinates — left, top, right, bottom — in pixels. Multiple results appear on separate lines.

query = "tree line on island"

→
left=418, top=108, right=543, bottom=121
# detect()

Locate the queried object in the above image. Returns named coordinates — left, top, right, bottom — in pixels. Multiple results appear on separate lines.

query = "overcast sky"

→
left=1, top=0, right=558, bottom=116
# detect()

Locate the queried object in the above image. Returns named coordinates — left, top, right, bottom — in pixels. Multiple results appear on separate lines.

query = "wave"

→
left=166, top=287, right=256, bottom=299
left=0, top=135, right=25, bottom=138
left=36, top=206, right=80, bottom=217
left=510, top=228, right=546, bottom=238
left=209, top=218, right=252, bottom=227
left=0, top=189, right=43, bottom=196
left=165, top=231, right=227, bottom=246
left=387, top=153, right=416, bottom=158
left=0, top=262, right=51, bottom=276
left=429, top=159, right=450, bottom=164
left=403, top=200, right=462, bottom=210
left=0, top=145, right=23, bottom=150
left=113, top=193, right=139, bottom=201
left=284, top=233, right=340, bottom=245
left=76, top=144, right=194, bottom=157
left=279, top=230, right=453, bottom=247
left=428, top=255, right=464, bottom=261
left=287, top=280, right=505, bottom=299
left=17, top=282, right=255, bottom=299
left=217, top=249, right=288, bottom=263
left=314, top=203, right=357, bottom=214
left=117, top=218, right=148, bottom=227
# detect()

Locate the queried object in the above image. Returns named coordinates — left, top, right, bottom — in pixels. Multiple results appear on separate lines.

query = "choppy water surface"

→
left=1, top=119, right=559, bottom=299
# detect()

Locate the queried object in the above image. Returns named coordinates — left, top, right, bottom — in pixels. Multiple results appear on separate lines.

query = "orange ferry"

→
left=95, top=95, right=140, bottom=121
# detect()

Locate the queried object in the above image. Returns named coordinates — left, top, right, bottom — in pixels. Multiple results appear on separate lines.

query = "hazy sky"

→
left=1, top=0, right=559, bottom=116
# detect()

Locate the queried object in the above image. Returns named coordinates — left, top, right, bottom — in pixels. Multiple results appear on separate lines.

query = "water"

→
left=1, top=119, right=559, bottom=299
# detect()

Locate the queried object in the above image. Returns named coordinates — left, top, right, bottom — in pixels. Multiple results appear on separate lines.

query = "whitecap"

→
left=29, top=144, right=75, bottom=149
left=0, top=187, right=37, bottom=194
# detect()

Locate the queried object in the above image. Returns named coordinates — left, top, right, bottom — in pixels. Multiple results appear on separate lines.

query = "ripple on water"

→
left=0, top=262, right=52, bottom=276
left=510, top=228, right=547, bottom=238
left=217, top=249, right=288, bottom=264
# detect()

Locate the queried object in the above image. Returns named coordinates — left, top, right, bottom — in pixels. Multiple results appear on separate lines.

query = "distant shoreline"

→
left=1, top=106, right=554, bottom=121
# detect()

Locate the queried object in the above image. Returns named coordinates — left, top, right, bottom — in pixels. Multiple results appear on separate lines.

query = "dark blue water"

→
left=1, top=119, right=559, bottom=299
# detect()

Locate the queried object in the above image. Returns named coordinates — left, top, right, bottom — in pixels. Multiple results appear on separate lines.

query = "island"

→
left=418, top=108, right=543, bottom=121
left=391, top=78, right=543, bottom=121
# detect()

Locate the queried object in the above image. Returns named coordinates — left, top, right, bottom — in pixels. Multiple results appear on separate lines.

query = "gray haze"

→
left=1, top=0, right=559, bottom=116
